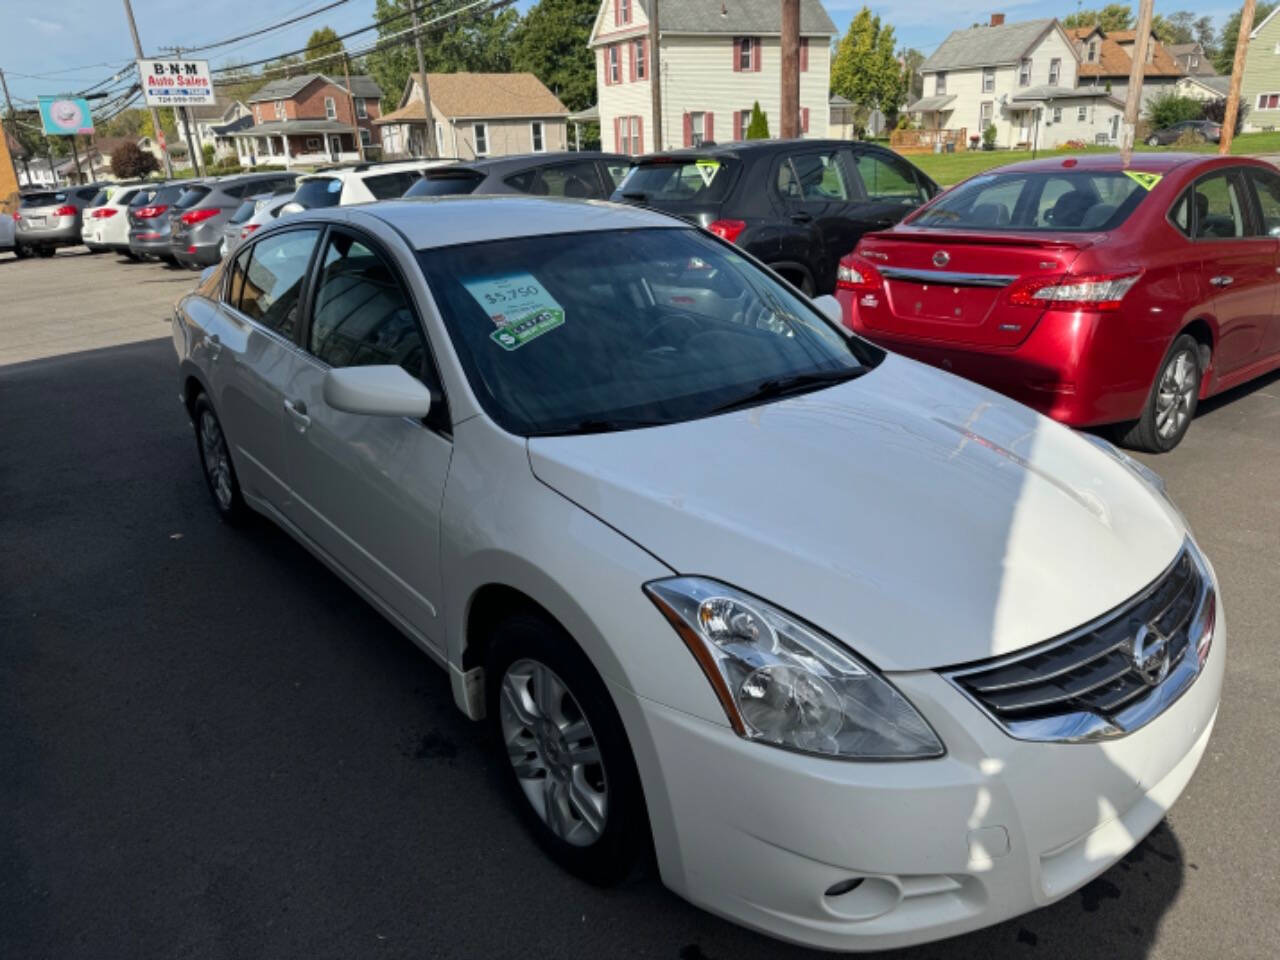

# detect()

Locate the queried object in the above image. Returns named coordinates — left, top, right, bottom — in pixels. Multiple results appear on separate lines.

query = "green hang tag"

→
left=1124, top=171, right=1163, bottom=191
left=695, top=159, right=721, bottom=186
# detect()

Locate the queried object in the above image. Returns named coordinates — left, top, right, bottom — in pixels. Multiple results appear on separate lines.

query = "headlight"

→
left=644, top=578, right=944, bottom=760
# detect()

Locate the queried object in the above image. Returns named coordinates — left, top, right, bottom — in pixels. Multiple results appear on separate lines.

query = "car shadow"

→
left=1196, top=367, right=1280, bottom=418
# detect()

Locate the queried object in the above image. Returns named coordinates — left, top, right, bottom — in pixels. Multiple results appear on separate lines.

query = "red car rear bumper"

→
left=839, top=293, right=1158, bottom=428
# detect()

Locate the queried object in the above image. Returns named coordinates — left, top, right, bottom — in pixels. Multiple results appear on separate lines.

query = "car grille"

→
left=944, top=544, right=1213, bottom=743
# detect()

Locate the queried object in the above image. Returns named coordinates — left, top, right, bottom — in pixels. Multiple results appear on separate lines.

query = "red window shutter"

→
left=614, top=117, right=621, bottom=152
left=628, top=42, right=634, bottom=82
left=704, top=112, right=714, bottom=142
left=733, top=110, right=742, bottom=140
left=613, top=0, right=620, bottom=25
left=733, top=38, right=741, bottom=72
left=683, top=112, right=693, bottom=147
left=603, top=50, right=610, bottom=86
left=753, top=38, right=761, bottom=72
left=800, top=38, right=809, bottom=72
left=802, top=107, right=810, bottom=133
left=637, top=116, right=644, bottom=154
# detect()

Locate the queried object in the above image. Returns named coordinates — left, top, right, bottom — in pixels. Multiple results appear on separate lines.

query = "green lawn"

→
left=911, top=131, right=1280, bottom=186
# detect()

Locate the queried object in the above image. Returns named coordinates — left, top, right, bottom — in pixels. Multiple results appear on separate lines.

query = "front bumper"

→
left=619, top=603, right=1224, bottom=952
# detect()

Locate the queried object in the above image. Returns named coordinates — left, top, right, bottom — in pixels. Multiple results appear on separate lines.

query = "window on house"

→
left=979, top=101, right=993, bottom=129
left=738, top=108, right=752, bottom=140
left=739, top=37, right=754, bottom=71
left=325, top=97, right=336, bottom=120
left=359, top=128, right=372, bottom=147
left=982, top=67, right=995, bottom=92
left=634, top=38, right=647, bottom=80
left=1078, top=105, right=1088, bottom=121
left=436, top=122, right=445, bottom=155
left=629, top=116, right=642, bottom=154
left=531, top=121, right=545, bottom=152
left=355, top=98, right=368, bottom=119
left=1258, top=92, right=1280, bottom=109
left=1274, top=41, right=1280, bottom=54
left=473, top=122, right=489, bottom=156
left=609, top=45, right=620, bottom=83
left=254, top=106, right=262, bottom=123
left=1019, top=59, right=1031, bottom=86
left=619, top=0, right=631, bottom=23
left=274, top=100, right=285, bottom=119
left=935, top=72, right=947, bottom=95
left=1190, top=56, right=1199, bottom=68
left=1049, top=58, right=1061, bottom=85
left=306, top=137, right=321, bottom=151
left=690, top=111, right=705, bottom=147
left=1052, top=107, right=1062, bottom=123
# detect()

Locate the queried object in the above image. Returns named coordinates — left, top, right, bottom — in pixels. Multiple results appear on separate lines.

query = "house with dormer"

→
left=175, top=93, right=251, bottom=161
left=1068, top=26, right=1185, bottom=108
left=589, top=0, right=837, bottom=155
left=229, top=73, right=383, bottom=167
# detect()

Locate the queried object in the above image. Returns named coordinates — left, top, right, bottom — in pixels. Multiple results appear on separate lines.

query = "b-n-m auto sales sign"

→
left=138, top=59, right=215, bottom=108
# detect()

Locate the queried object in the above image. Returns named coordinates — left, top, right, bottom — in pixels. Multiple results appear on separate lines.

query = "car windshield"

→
left=613, top=159, right=739, bottom=204
left=405, top=172, right=484, bottom=197
left=417, top=227, right=879, bottom=436
left=293, top=177, right=342, bottom=208
left=174, top=185, right=211, bottom=209
left=909, top=171, right=1149, bottom=232
left=21, top=191, right=67, bottom=207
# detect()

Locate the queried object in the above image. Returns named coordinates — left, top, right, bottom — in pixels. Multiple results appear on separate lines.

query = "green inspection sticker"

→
left=463, top=272, right=566, bottom=351
left=1124, top=170, right=1163, bottom=190
left=695, top=158, right=721, bottom=186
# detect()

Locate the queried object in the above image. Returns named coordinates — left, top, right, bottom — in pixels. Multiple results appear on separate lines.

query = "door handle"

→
left=204, top=333, right=222, bottom=359
left=790, top=211, right=813, bottom=223
left=284, top=398, right=311, bottom=430
left=1209, top=275, right=1234, bottom=287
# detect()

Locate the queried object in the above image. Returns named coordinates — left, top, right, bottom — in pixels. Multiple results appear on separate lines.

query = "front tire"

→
left=1116, top=334, right=1202, bottom=452
left=193, top=393, right=248, bottom=524
left=1146, top=135, right=1161, bottom=146
left=486, top=613, right=648, bottom=886
left=12, top=243, right=30, bottom=259
left=36, top=247, right=55, bottom=258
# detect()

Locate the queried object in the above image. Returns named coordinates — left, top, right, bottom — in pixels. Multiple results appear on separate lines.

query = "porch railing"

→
left=889, top=128, right=969, bottom=154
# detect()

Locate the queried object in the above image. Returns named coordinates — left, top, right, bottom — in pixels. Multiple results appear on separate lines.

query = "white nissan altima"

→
left=172, top=196, right=1223, bottom=952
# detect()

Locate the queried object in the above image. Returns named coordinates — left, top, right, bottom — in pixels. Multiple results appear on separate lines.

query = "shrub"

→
left=1174, top=128, right=1207, bottom=148
left=201, top=143, right=215, bottom=167
left=110, top=141, right=159, bottom=179
left=1201, top=98, right=1247, bottom=134
left=745, top=101, right=770, bottom=140
left=982, top=123, right=998, bottom=149
left=896, top=113, right=912, bottom=131
left=1145, top=92, right=1204, bottom=131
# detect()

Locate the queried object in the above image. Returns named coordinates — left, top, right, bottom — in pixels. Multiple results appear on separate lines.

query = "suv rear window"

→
left=21, top=191, right=68, bottom=207
left=229, top=198, right=261, bottom=224
left=910, top=171, right=1148, bottom=232
left=130, top=188, right=161, bottom=208
left=294, top=177, right=343, bottom=209
left=88, top=190, right=110, bottom=207
left=364, top=170, right=423, bottom=199
left=405, top=172, right=484, bottom=197
left=175, top=185, right=212, bottom=209
left=613, top=158, right=740, bottom=204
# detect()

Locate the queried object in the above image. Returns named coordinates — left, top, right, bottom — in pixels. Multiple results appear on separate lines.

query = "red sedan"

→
left=836, top=153, right=1280, bottom=450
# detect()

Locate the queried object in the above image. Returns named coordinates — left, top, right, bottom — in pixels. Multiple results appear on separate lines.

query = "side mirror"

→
left=323, top=365, right=432, bottom=419
left=812, top=293, right=843, bottom=326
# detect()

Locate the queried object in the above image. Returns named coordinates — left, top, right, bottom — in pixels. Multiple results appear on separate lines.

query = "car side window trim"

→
left=218, top=224, right=325, bottom=354
left=1168, top=170, right=1255, bottom=242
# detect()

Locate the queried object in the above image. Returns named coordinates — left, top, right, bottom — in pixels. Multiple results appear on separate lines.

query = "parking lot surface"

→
left=2, top=250, right=1278, bottom=959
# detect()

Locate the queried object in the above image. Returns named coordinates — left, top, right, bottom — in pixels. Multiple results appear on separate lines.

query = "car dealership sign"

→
left=138, top=58, right=215, bottom=108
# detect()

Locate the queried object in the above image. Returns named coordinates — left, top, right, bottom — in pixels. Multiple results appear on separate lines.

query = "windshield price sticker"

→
left=695, top=159, right=721, bottom=186
left=1124, top=171, right=1163, bottom=190
left=464, top=272, right=566, bottom=351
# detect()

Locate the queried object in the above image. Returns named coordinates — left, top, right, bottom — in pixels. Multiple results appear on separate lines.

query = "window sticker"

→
left=695, top=158, right=721, bottom=186
left=463, top=272, right=566, bottom=351
left=1123, top=171, right=1162, bottom=190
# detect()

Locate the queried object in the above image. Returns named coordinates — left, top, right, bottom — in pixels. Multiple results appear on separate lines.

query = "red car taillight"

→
left=180, top=207, right=220, bottom=226
left=1006, top=272, right=1141, bottom=312
left=707, top=219, right=746, bottom=244
left=53, top=205, right=76, bottom=216
left=92, top=208, right=118, bottom=218
left=135, top=204, right=168, bottom=219
left=836, top=255, right=884, bottom=291
left=239, top=223, right=261, bottom=239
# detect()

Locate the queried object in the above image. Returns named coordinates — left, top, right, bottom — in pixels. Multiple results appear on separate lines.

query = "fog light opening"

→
left=824, top=877, right=865, bottom=897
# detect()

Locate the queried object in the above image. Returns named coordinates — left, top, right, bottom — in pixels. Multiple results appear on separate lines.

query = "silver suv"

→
left=16, top=185, right=104, bottom=256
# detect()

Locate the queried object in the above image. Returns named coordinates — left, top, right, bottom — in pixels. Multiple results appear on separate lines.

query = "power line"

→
left=174, top=0, right=352, bottom=55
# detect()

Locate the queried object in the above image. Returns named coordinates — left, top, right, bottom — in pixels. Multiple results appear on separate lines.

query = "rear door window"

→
left=1246, top=167, right=1280, bottom=237
left=238, top=228, right=321, bottom=339
left=776, top=150, right=853, bottom=203
left=1190, top=171, right=1248, bottom=239
left=853, top=152, right=925, bottom=205
left=293, top=177, right=343, bottom=208
left=363, top=171, right=422, bottom=200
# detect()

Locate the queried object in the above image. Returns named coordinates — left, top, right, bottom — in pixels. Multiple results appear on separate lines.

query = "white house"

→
left=175, top=93, right=251, bottom=161
left=912, top=15, right=1124, bottom=149
left=589, top=0, right=837, bottom=155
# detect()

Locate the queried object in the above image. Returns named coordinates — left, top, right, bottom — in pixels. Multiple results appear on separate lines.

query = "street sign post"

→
left=137, top=58, right=215, bottom=108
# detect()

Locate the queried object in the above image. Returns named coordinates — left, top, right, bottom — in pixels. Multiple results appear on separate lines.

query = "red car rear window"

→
left=910, top=171, right=1150, bottom=232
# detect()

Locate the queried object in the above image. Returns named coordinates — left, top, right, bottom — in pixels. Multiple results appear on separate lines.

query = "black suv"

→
left=612, top=139, right=938, bottom=295
left=404, top=152, right=632, bottom=200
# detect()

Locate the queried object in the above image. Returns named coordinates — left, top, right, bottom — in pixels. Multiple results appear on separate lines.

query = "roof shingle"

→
left=921, top=19, right=1056, bottom=71
left=634, top=0, right=836, bottom=35
left=247, top=74, right=381, bottom=104
left=390, top=73, right=568, bottom=121
left=1068, top=27, right=1184, bottom=78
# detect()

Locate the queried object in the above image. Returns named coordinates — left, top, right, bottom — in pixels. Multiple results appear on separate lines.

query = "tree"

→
left=1145, top=91, right=1204, bottom=129
left=512, top=0, right=597, bottom=112
left=365, top=0, right=519, bottom=112
left=110, top=140, right=159, bottom=179
left=899, top=47, right=925, bottom=104
left=100, top=108, right=146, bottom=139
left=1216, top=3, right=1275, bottom=74
left=1152, top=11, right=1194, bottom=45
left=745, top=101, right=769, bottom=139
left=1062, top=5, right=1133, bottom=31
left=305, top=26, right=344, bottom=63
left=832, top=8, right=905, bottom=117
left=1201, top=96, right=1247, bottom=133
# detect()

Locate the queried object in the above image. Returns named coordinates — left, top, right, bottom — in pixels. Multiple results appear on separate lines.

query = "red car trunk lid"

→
left=853, top=230, right=1098, bottom=348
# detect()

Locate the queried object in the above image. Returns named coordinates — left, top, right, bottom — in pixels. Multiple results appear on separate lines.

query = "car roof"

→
left=435, top=152, right=629, bottom=175
left=972, top=152, right=1246, bottom=176
left=636, top=138, right=862, bottom=162
left=335, top=196, right=679, bottom=249
left=299, top=160, right=449, bottom=181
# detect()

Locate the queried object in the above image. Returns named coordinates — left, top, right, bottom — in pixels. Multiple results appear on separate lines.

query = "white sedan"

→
left=171, top=197, right=1223, bottom=952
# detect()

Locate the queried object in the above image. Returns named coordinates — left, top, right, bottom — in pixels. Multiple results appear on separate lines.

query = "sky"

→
left=0, top=0, right=1243, bottom=107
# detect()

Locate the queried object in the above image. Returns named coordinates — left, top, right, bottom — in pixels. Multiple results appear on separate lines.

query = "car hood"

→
left=528, top=354, right=1186, bottom=672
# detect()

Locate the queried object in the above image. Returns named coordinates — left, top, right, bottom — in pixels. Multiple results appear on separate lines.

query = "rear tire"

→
left=36, top=247, right=55, bottom=258
left=1115, top=334, right=1202, bottom=452
left=12, top=243, right=30, bottom=259
left=486, top=613, right=648, bottom=886
left=193, top=393, right=248, bottom=524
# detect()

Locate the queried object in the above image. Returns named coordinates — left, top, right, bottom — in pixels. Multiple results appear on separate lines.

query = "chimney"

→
left=990, top=13, right=1005, bottom=26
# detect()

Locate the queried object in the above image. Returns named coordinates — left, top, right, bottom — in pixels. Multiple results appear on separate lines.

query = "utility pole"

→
left=342, top=53, right=366, bottom=163
left=780, top=0, right=800, bottom=139
left=649, top=0, right=662, bottom=150
left=165, top=47, right=204, bottom=178
left=69, top=135, right=83, bottom=183
left=1220, top=0, right=1257, bottom=155
left=0, top=68, right=32, bottom=183
left=121, top=0, right=174, bottom=177
left=411, top=2, right=437, bottom=158
left=1120, top=0, right=1154, bottom=160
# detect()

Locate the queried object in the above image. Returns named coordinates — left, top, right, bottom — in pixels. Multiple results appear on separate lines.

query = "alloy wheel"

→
left=500, top=658, right=608, bottom=847
left=199, top=410, right=234, bottom=510
left=1155, top=348, right=1197, bottom=442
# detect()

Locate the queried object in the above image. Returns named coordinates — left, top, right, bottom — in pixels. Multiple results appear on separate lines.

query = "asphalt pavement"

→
left=1, top=250, right=1278, bottom=959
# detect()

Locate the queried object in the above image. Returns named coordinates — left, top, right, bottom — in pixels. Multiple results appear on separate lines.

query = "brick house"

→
left=231, top=73, right=383, bottom=167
